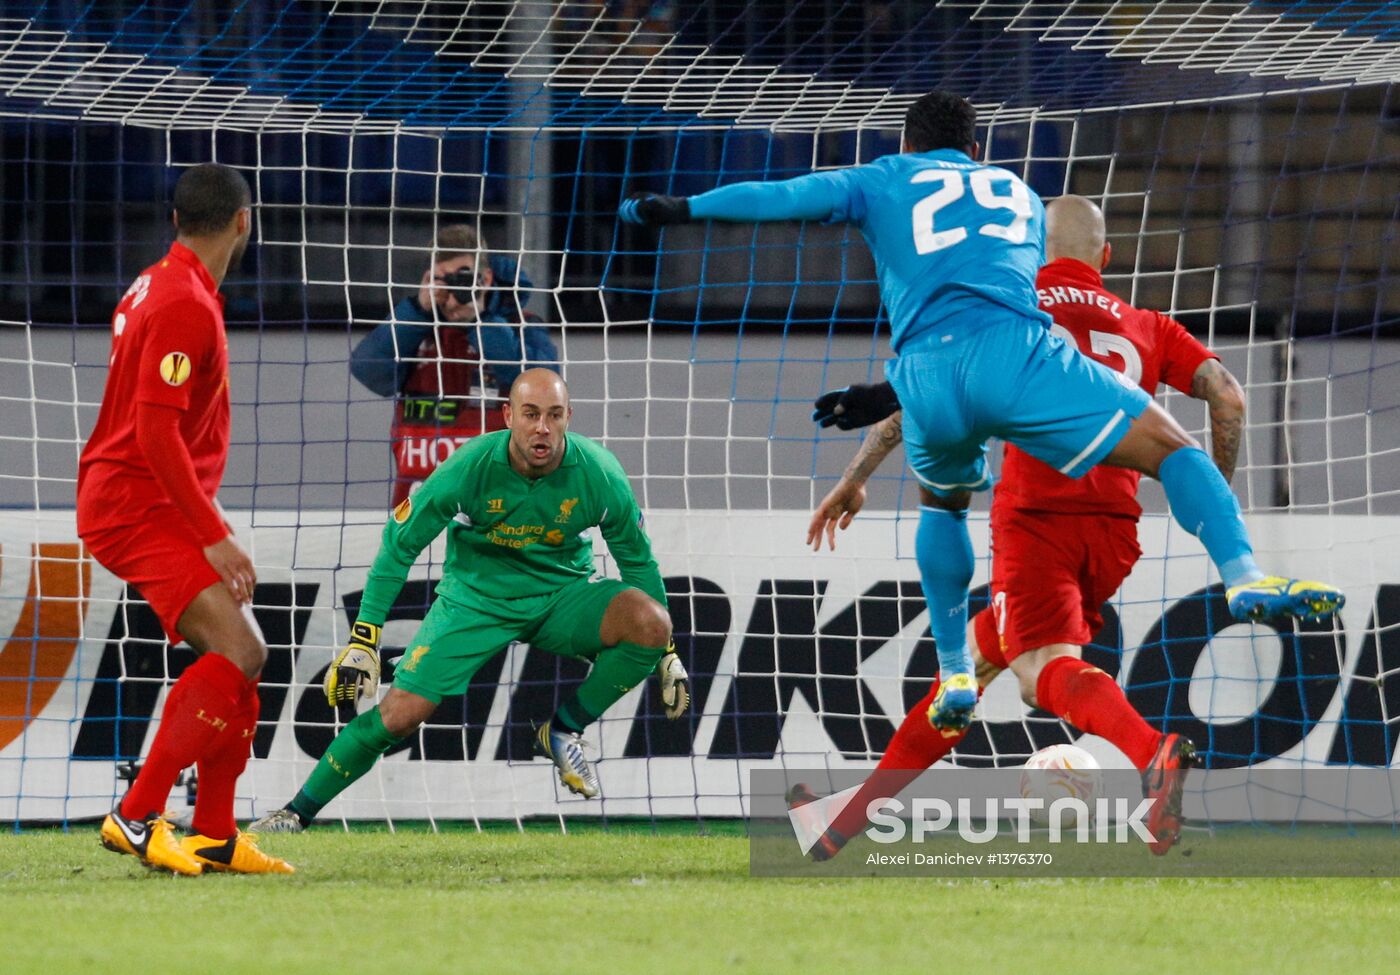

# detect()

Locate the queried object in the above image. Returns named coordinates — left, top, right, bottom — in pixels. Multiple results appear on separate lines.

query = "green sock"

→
left=291, top=707, right=403, bottom=822
left=554, top=641, right=664, bottom=732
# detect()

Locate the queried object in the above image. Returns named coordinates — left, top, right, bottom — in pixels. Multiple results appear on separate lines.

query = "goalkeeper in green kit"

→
left=252, top=370, right=686, bottom=830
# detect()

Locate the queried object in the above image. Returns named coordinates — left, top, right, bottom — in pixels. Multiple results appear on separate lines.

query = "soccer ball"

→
left=1018, top=743, right=1102, bottom=826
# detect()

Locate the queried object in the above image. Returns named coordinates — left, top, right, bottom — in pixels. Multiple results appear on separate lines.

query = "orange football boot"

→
left=100, top=810, right=203, bottom=876
left=180, top=831, right=295, bottom=874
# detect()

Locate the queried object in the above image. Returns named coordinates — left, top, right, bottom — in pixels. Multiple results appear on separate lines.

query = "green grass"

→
left=1, top=824, right=1394, bottom=975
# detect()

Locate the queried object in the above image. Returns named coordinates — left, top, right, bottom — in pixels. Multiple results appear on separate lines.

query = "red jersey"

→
left=77, top=242, right=230, bottom=542
left=995, top=258, right=1215, bottom=519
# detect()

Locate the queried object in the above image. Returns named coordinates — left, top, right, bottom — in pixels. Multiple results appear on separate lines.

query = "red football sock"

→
left=119, top=653, right=246, bottom=821
left=192, top=679, right=260, bottom=839
left=1035, top=656, right=1162, bottom=770
left=828, top=679, right=970, bottom=840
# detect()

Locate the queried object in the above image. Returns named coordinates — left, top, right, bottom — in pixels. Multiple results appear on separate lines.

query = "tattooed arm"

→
left=807, top=411, right=904, bottom=550
left=1190, top=359, right=1246, bottom=483
left=843, top=410, right=905, bottom=484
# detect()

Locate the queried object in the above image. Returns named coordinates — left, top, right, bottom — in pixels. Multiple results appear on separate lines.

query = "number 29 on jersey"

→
left=910, top=168, right=1032, bottom=255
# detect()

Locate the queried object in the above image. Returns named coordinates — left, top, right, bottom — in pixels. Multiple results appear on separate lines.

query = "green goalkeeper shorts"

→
left=389, top=576, right=633, bottom=704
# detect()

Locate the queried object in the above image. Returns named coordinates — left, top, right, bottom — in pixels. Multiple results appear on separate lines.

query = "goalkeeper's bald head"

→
left=504, top=368, right=572, bottom=477
left=1046, top=195, right=1110, bottom=270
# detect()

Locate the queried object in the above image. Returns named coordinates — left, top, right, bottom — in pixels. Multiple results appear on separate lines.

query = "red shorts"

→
left=82, top=509, right=222, bottom=645
left=973, top=508, right=1140, bottom=670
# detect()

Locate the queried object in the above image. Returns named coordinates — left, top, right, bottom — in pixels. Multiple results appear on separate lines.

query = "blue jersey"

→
left=688, top=149, right=1049, bottom=354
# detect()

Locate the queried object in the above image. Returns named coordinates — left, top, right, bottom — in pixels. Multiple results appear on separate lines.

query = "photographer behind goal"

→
left=350, top=223, right=560, bottom=504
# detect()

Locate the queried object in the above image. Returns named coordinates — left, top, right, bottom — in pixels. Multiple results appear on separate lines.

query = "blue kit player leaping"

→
left=620, top=90, right=1344, bottom=732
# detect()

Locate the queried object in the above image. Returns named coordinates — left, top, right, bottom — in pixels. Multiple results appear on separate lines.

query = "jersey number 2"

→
left=910, top=169, right=1031, bottom=255
left=1050, top=323, right=1143, bottom=389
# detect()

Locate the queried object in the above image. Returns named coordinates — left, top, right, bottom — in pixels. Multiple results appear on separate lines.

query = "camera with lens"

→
left=440, top=268, right=481, bottom=305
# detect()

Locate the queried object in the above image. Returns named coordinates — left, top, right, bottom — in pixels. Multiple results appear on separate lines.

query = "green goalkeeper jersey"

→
left=356, top=430, right=666, bottom=624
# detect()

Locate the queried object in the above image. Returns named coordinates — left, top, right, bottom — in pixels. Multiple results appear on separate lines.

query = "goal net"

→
left=1, top=0, right=1397, bottom=828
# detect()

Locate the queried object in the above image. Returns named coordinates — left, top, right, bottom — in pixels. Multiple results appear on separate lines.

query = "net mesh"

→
left=1, top=0, right=1398, bottom=827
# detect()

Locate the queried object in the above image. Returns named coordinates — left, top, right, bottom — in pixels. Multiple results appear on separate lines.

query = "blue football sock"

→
left=916, top=505, right=975, bottom=678
left=1158, top=446, right=1265, bottom=589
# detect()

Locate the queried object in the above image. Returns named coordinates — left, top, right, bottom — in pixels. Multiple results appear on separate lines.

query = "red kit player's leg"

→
left=822, top=614, right=1015, bottom=851
left=174, top=594, right=293, bottom=874
left=1031, top=655, right=1161, bottom=770
left=192, top=679, right=260, bottom=839
left=998, top=513, right=1163, bottom=770
left=120, top=645, right=246, bottom=821
left=825, top=679, right=971, bottom=844
left=814, top=614, right=1010, bottom=854
left=86, top=523, right=267, bottom=825
left=124, top=581, right=267, bottom=826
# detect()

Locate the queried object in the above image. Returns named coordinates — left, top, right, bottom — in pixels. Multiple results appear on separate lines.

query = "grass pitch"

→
left=2, top=822, right=1394, bottom=975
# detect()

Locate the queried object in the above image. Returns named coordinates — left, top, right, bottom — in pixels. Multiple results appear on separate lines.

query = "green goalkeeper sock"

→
left=289, top=706, right=404, bottom=822
left=554, top=641, right=665, bottom=732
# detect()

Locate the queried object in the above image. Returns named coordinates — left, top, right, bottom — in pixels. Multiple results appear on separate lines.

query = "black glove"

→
left=618, top=192, right=692, bottom=226
left=812, top=381, right=901, bottom=430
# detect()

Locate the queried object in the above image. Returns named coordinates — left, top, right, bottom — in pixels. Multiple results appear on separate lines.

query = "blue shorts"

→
left=886, top=317, right=1151, bottom=496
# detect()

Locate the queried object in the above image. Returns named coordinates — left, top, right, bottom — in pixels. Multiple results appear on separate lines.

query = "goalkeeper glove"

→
left=618, top=192, right=692, bottom=226
left=324, top=621, right=382, bottom=707
left=812, top=381, right=901, bottom=430
left=656, top=644, right=690, bottom=720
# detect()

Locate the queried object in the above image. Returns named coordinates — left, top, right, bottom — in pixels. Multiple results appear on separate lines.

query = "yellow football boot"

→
left=100, top=810, right=203, bottom=876
left=1226, top=576, right=1345, bottom=623
left=926, top=672, right=979, bottom=732
left=181, top=831, right=295, bottom=874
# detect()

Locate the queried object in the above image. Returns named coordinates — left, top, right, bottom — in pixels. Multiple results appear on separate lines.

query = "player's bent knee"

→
left=225, top=635, right=268, bottom=678
left=377, top=689, right=435, bottom=738
left=216, top=619, right=267, bottom=678
left=1010, top=644, right=1081, bottom=707
left=1111, top=404, right=1200, bottom=477
left=1143, top=407, right=1198, bottom=452
left=180, top=584, right=267, bottom=678
left=634, top=601, right=672, bottom=648
left=602, top=589, right=672, bottom=648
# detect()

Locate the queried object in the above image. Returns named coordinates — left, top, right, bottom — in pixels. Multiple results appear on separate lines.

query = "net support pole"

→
left=1271, top=311, right=1295, bottom=509
left=1223, top=102, right=1264, bottom=310
left=507, top=2, right=554, bottom=290
left=1224, top=102, right=1287, bottom=507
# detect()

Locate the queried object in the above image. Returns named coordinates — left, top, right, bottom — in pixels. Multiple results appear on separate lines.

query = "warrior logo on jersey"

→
left=392, top=497, right=412, bottom=524
left=159, top=351, right=192, bottom=386
left=555, top=497, right=579, bottom=523
left=487, top=498, right=504, bottom=513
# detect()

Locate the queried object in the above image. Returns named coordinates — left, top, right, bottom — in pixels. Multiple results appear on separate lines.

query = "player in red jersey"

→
left=801, top=195, right=1246, bottom=858
left=78, top=163, right=291, bottom=875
